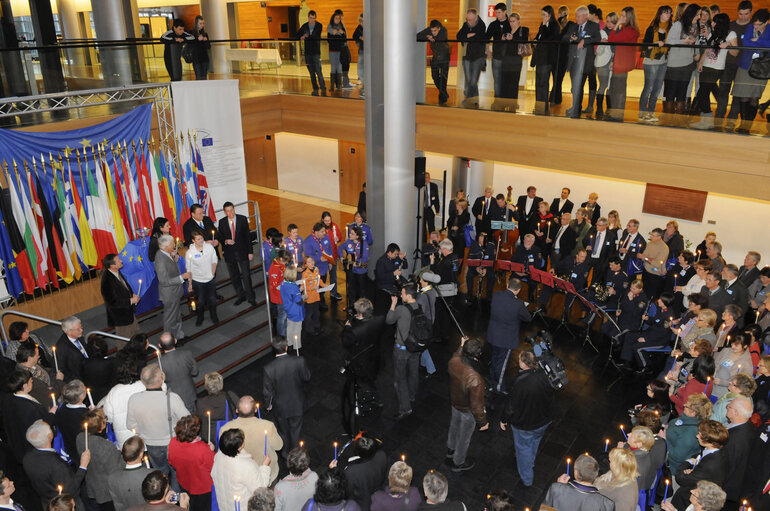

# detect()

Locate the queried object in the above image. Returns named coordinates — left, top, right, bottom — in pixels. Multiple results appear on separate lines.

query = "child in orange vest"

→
left=302, top=255, right=322, bottom=336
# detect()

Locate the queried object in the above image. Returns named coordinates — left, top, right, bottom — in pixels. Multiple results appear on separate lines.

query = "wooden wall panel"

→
left=237, top=3, right=270, bottom=39
left=428, top=0, right=461, bottom=34
left=279, top=95, right=365, bottom=142
left=176, top=5, right=202, bottom=31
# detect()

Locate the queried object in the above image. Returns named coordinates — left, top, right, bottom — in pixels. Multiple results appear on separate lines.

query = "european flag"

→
left=118, top=239, right=156, bottom=298
left=0, top=201, right=24, bottom=299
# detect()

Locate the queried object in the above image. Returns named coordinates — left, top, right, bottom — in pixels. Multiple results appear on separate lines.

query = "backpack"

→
left=404, top=304, right=433, bottom=353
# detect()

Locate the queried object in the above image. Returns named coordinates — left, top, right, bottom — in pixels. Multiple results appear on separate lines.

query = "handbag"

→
left=518, top=43, right=532, bottom=57
left=749, top=52, right=770, bottom=80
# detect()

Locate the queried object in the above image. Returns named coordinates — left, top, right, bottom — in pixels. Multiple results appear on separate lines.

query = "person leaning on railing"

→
left=638, top=6, right=672, bottom=123
left=663, top=4, right=700, bottom=124
left=530, top=5, right=561, bottom=115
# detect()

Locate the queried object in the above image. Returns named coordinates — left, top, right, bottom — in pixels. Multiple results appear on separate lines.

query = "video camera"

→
left=525, top=330, right=568, bottom=390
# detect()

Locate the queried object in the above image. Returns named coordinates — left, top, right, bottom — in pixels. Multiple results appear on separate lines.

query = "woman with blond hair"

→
left=370, top=461, right=421, bottom=511
left=626, top=426, right=658, bottom=493
left=663, top=393, right=712, bottom=478
left=596, top=448, right=639, bottom=511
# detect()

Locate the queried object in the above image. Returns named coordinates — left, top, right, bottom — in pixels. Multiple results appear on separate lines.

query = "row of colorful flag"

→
left=0, top=134, right=215, bottom=298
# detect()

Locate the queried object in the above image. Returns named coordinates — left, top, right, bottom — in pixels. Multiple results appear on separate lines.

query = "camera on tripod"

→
left=525, top=329, right=568, bottom=390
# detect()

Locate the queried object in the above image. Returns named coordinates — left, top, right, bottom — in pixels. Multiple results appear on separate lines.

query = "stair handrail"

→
left=0, top=310, right=63, bottom=357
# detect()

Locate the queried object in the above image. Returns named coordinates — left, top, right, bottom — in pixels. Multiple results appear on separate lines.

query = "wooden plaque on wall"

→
left=642, top=184, right=708, bottom=222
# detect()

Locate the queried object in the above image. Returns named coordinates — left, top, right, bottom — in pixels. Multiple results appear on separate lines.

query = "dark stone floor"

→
left=225, top=296, right=648, bottom=511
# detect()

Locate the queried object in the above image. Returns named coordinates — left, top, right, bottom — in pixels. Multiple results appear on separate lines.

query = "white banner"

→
left=171, top=80, right=248, bottom=216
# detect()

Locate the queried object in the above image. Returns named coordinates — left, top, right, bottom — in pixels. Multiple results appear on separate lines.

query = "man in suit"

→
left=721, top=397, right=755, bottom=507
left=585, top=217, right=616, bottom=285
left=580, top=193, right=602, bottom=226
left=217, top=201, right=256, bottom=306
left=1, top=369, right=57, bottom=464
left=54, top=380, right=89, bottom=462
left=16, top=340, right=64, bottom=405
left=154, top=235, right=191, bottom=341
left=514, top=186, right=542, bottom=236
left=548, top=212, right=576, bottom=268
left=108, top=436, right=154, bottom=511
left=182, top=203, right=218, bottom=248
left=219, top=396, right=283, bottom=484
left=263, top=337, right=311, bottom=457
left=54, top=316, right=88, bottom=381
left=738, top=251, right=761, bottom=288
left=101, top=253, right=141, bottom=338
left=158, top=333, right=198, bottom=413
left=471, top=186, right=495, bottom=237
left=127, top=470, right=190, bottom=511
left=721, top=264, right=750, bottom=317
left=422, top=173, right=440, bottom=242
left=297, top=10, right=326, bottom=94
left=562, top=6, right=601, bottom=118
left=617, top=219, right=646, bottom=264
left=538, top=249, right=591, bottom=311
left=0, top=472, right=22, bottom=511
left=549, top=187, right=574, bottom=221
left=22, top=420, right=90, bottom=511
left=702, top=271, right=732, bottom=322
left=487, top=277, right=532, bottom=393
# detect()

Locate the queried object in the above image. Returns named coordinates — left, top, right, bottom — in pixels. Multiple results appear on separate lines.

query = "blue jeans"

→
left=492, top=58, right=504, bottom=97
left=420, top=348, right=436, bottom=374
left=358, top=50, right=364, bottom=84
left=512, top=422, right=551, bottom=486
left=462, top=57, right=484, bottom=99
left=305, top=54, right=325, bottom=90
left=640, top=63, right=667, bottom=112
left=329, top=51, right=342, bottom=73
left=271, top=302, right=287, bottom=337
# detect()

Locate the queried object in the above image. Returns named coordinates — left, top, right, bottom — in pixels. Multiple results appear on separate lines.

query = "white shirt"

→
left=554, top=225, right=567, bottom=250
left=185, top=243, right=217, bottom=282
left=558, top=198, right=567, bottom=212
left=102, top=381, right=147, bottom=447
left=212, top=450, right=271, bottom=511
left=592, top=230, right=605, bottom=258
left=525, top=196, right=534, bottom=214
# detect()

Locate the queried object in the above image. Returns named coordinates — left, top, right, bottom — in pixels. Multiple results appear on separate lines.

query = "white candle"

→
left=144, top=455, right=150, bottom=468
left=57, top=485, right=62, bottom=495
left=137, top=279, right=142, bottom=295
left=207, top=410, right=211, bottom=444
left=86, top=388, right=94, bottom=408
left=51, top=393, right=56, bottom=408
left=84, top=422, right=88, bottom=451
left=52, top=346, right=59, bottom=373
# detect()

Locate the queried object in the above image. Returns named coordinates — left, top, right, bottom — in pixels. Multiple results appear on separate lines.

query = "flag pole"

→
left=75, top=149, right=85, bottom=215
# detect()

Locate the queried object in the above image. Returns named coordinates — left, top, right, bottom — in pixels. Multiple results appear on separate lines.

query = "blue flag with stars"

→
left=118, top=239, right=155, bottom=298
left=0, top=198, right=23, bottom=299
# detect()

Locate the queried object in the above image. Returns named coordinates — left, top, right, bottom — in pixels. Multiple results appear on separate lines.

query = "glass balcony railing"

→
left=1, top=37, right=769, bottom=136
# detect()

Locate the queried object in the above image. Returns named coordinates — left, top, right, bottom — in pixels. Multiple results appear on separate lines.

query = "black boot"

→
left=329, top=73, right=336, bottom=92
left=335, top=73, right=343, bottom=91
left=210, top=308, right=219, bottom=324
left=595, top=94, right=605, bottom=119
left=196, top=308, right=204, bottom=326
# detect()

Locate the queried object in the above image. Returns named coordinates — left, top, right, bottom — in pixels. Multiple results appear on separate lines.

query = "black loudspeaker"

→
left=414, top=156, right=426, bottom=188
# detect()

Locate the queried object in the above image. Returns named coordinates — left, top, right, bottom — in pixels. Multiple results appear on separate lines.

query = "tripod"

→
left=412, top=186, right=424, bottom=269
left=340, top=343, right=377, bottom=435
left=553, top=294, right=579, bottom=339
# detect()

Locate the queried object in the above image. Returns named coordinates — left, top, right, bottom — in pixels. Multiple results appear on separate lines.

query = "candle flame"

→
left=207, top=410, right=211, bottom=416
left=666, top=479, right=670, bottom=485
left=300, top=441, right=304, bottom=448
left=333, top=441, right=338, bottom=447
left=401, top=454, right=406, bottom=462
left=566, top=457, right=571, bottom=463
left=83, top=422, right=88, bottom=430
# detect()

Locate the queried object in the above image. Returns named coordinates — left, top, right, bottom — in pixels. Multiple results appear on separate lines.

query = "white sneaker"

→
left=647, top=112, right=659, bottom=122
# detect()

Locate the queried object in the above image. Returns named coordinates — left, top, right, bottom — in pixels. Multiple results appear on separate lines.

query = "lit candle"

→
left=620, top=425, right=628, bottom=441
left=256, top=402, right=261, bottom=419
left=58, top=485, right=62, bottom=495
left=211, top=230, right=215, bottom=240
left=86, top=387, right=94, bottom=408
left=264, top=430, right=268, bottom=456
left=704, top=376, right=711, bottom=395
left=175, top=237, right=179, bottom=250
left=334, top=441, right=338, bottom=461
left=84, top=422, right=89, bottom=451
left=756, top=310, right=760, bottom=323
left=299, top=440, right=304, bottom=448
left=674, top=275, right=677, bottom=289
left=144, top=455, right=150, bottom=468
left=52, top=346, right=59, bottom=373
left=566, top=458, right=571, bottom=477
left=234, top=496, right=240, bottom=511
left=51, top=393, right=56, bottom=408
left=137, top=279, right=142, bottom=295
left=663, top=479, right=670, bottom=502
left=132, top=428, right=136, bottom=435
left=191, top=300, right=196, bottom=311
left=207, top=411, right=211, bottom=444
left=401, top=454, right=406, bottom=462
left=737, top=365, right=742, bottom=374
left=604, top=439, right=609, bottom=452
left=295, top=335, right=299, bottom=356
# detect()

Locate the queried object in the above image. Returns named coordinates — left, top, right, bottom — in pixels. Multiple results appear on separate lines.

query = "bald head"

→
left=727, top=396, right=753, bottom=423
left=238, top=396, right=256, bottom=417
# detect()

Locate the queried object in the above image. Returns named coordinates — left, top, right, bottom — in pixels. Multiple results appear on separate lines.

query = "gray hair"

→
left=422, top=470, right=448, bottom=504
left=576, top=5, right=589, bottom=14
left=140, top=365, right=164, bottom=388
left=596, top=217, right=608, bottom=226
left=158, top=234, right=175, bottom=251
left=439, top=239, right=453, bottom=252
left=247, top=487, right=275, bottom=511
left=695, top=481, right=726, bottom=511
left=204, top=372, right=224, bottom=395
left=62, top=380, right=86, bottom=405
left=26, top=419, right=52, bottom=448
left=61, top=316, right=81, bottom=333
left=731, top=395, right=754, bottom=419
left=354, top=298, right=374, bottom=319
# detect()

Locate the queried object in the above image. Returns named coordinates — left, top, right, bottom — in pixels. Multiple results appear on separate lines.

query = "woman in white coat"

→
left=212, top=428, right=271, bottom=511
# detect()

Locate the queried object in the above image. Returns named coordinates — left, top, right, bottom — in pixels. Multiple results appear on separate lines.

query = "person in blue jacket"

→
left=304, top=222, right=334, bottom=311
left=280, top=265, right=305, bottom=351
left=284, top=223, right=305, bottom=268
left=487, top=276, right=533, bottom=393
left=262, top=227, right=282, bottom=272
left=347, top=211, right=373, bottom=246
left=338, top=225, right=369, bottom=305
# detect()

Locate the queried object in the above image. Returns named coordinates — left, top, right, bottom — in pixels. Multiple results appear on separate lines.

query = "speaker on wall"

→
left=414, top=156, right=426, bottom=188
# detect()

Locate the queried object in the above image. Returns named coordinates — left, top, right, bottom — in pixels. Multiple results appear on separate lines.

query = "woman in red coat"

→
left=606, top=7, right=640, bottom=120
left=168, top=415, right=216, bottom=511
left=669, top=354, right=715, bottom=415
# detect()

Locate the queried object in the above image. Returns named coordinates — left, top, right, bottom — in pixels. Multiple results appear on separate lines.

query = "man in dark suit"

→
left=721, top=264, right=749, bottom=318
left=158, top=333, right=198, bottom=413
left=108, top=436, right=154, bottom=511
left=538, top=249, right=591, bottom=311
left=617, top=219, right=646, bottom=264
left=721, top=397, right=756, bottom=508
left=585, top=217, right=616, bottom=285
left=471, top=186, right=495, bottom=237
left=514, top=186, right=542, bottom=236
left=126, top=470, right=189, bottom=511
left=738, top=251, right=761, bottom=288
left=263, top=337, right=311, bottom=458
left=217, top=202, right=255, bottom=306
left=580, top=193, right=602, bottom=226
left=487, top=277, right=532, bottom=393
left=357, top=182, right=367, bottom=216
left=182, top=203, right=218, bottom=248
left=22, top=419, right=90, bottom=510
left=562, top=6, right=601, bottom=118
left=154, top=235, right=191, bottom=341
left=54, top=316, right=88, bottom=381
left=54, top=380, right=89, bottom=462
left=549, top=187, right=574, bottom=221
left=100, top=253, right=141, bottom=338
left=701, top=271, right=732, bottom=322
left=548, top=212, right=577, bottom=268
left=1, top=369, right=57, bottom=464
left=422, top=173, right=440, bottom=242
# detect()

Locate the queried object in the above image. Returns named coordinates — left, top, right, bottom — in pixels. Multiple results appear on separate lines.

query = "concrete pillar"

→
left=451, top=158, right=494, bottom=205
left=28, top=0, right=65, bottom=93
left=90, top=0, right=133, bottom=87
left=55, top=0, right=85, bottom=68
left=122, top=0, right=147, bottom=80
left=414, top=0, right=426, bottom=104
left=0, top=0, right=28, bottom=96
left=200, top=0, right=229, bottom=74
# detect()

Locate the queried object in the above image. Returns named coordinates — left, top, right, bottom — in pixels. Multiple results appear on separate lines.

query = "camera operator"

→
left=341, top=298, right=384, bottom=403
left=430, top=239, right=460, bottom=342
left=500, top=349, right=554, bottom=492
left=421, top=231, right=441, bottom=267
left=416, top=270, right=439, bottom=379
left=385, top=283, right=421, bottom=421
left=374, top=243, right=409, bottom=315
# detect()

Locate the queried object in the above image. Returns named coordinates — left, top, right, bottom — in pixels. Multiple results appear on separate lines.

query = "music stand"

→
left=574, top=293, right=602, bottom=353
left=597, top=309, right=627, bottom=391
left=529, top=268, right=553, bottom=323
left=552, top=278, right=579, bottom=339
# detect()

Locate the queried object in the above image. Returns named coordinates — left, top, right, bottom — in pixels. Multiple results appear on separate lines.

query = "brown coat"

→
left=448, top=350, right=487, bottom=425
